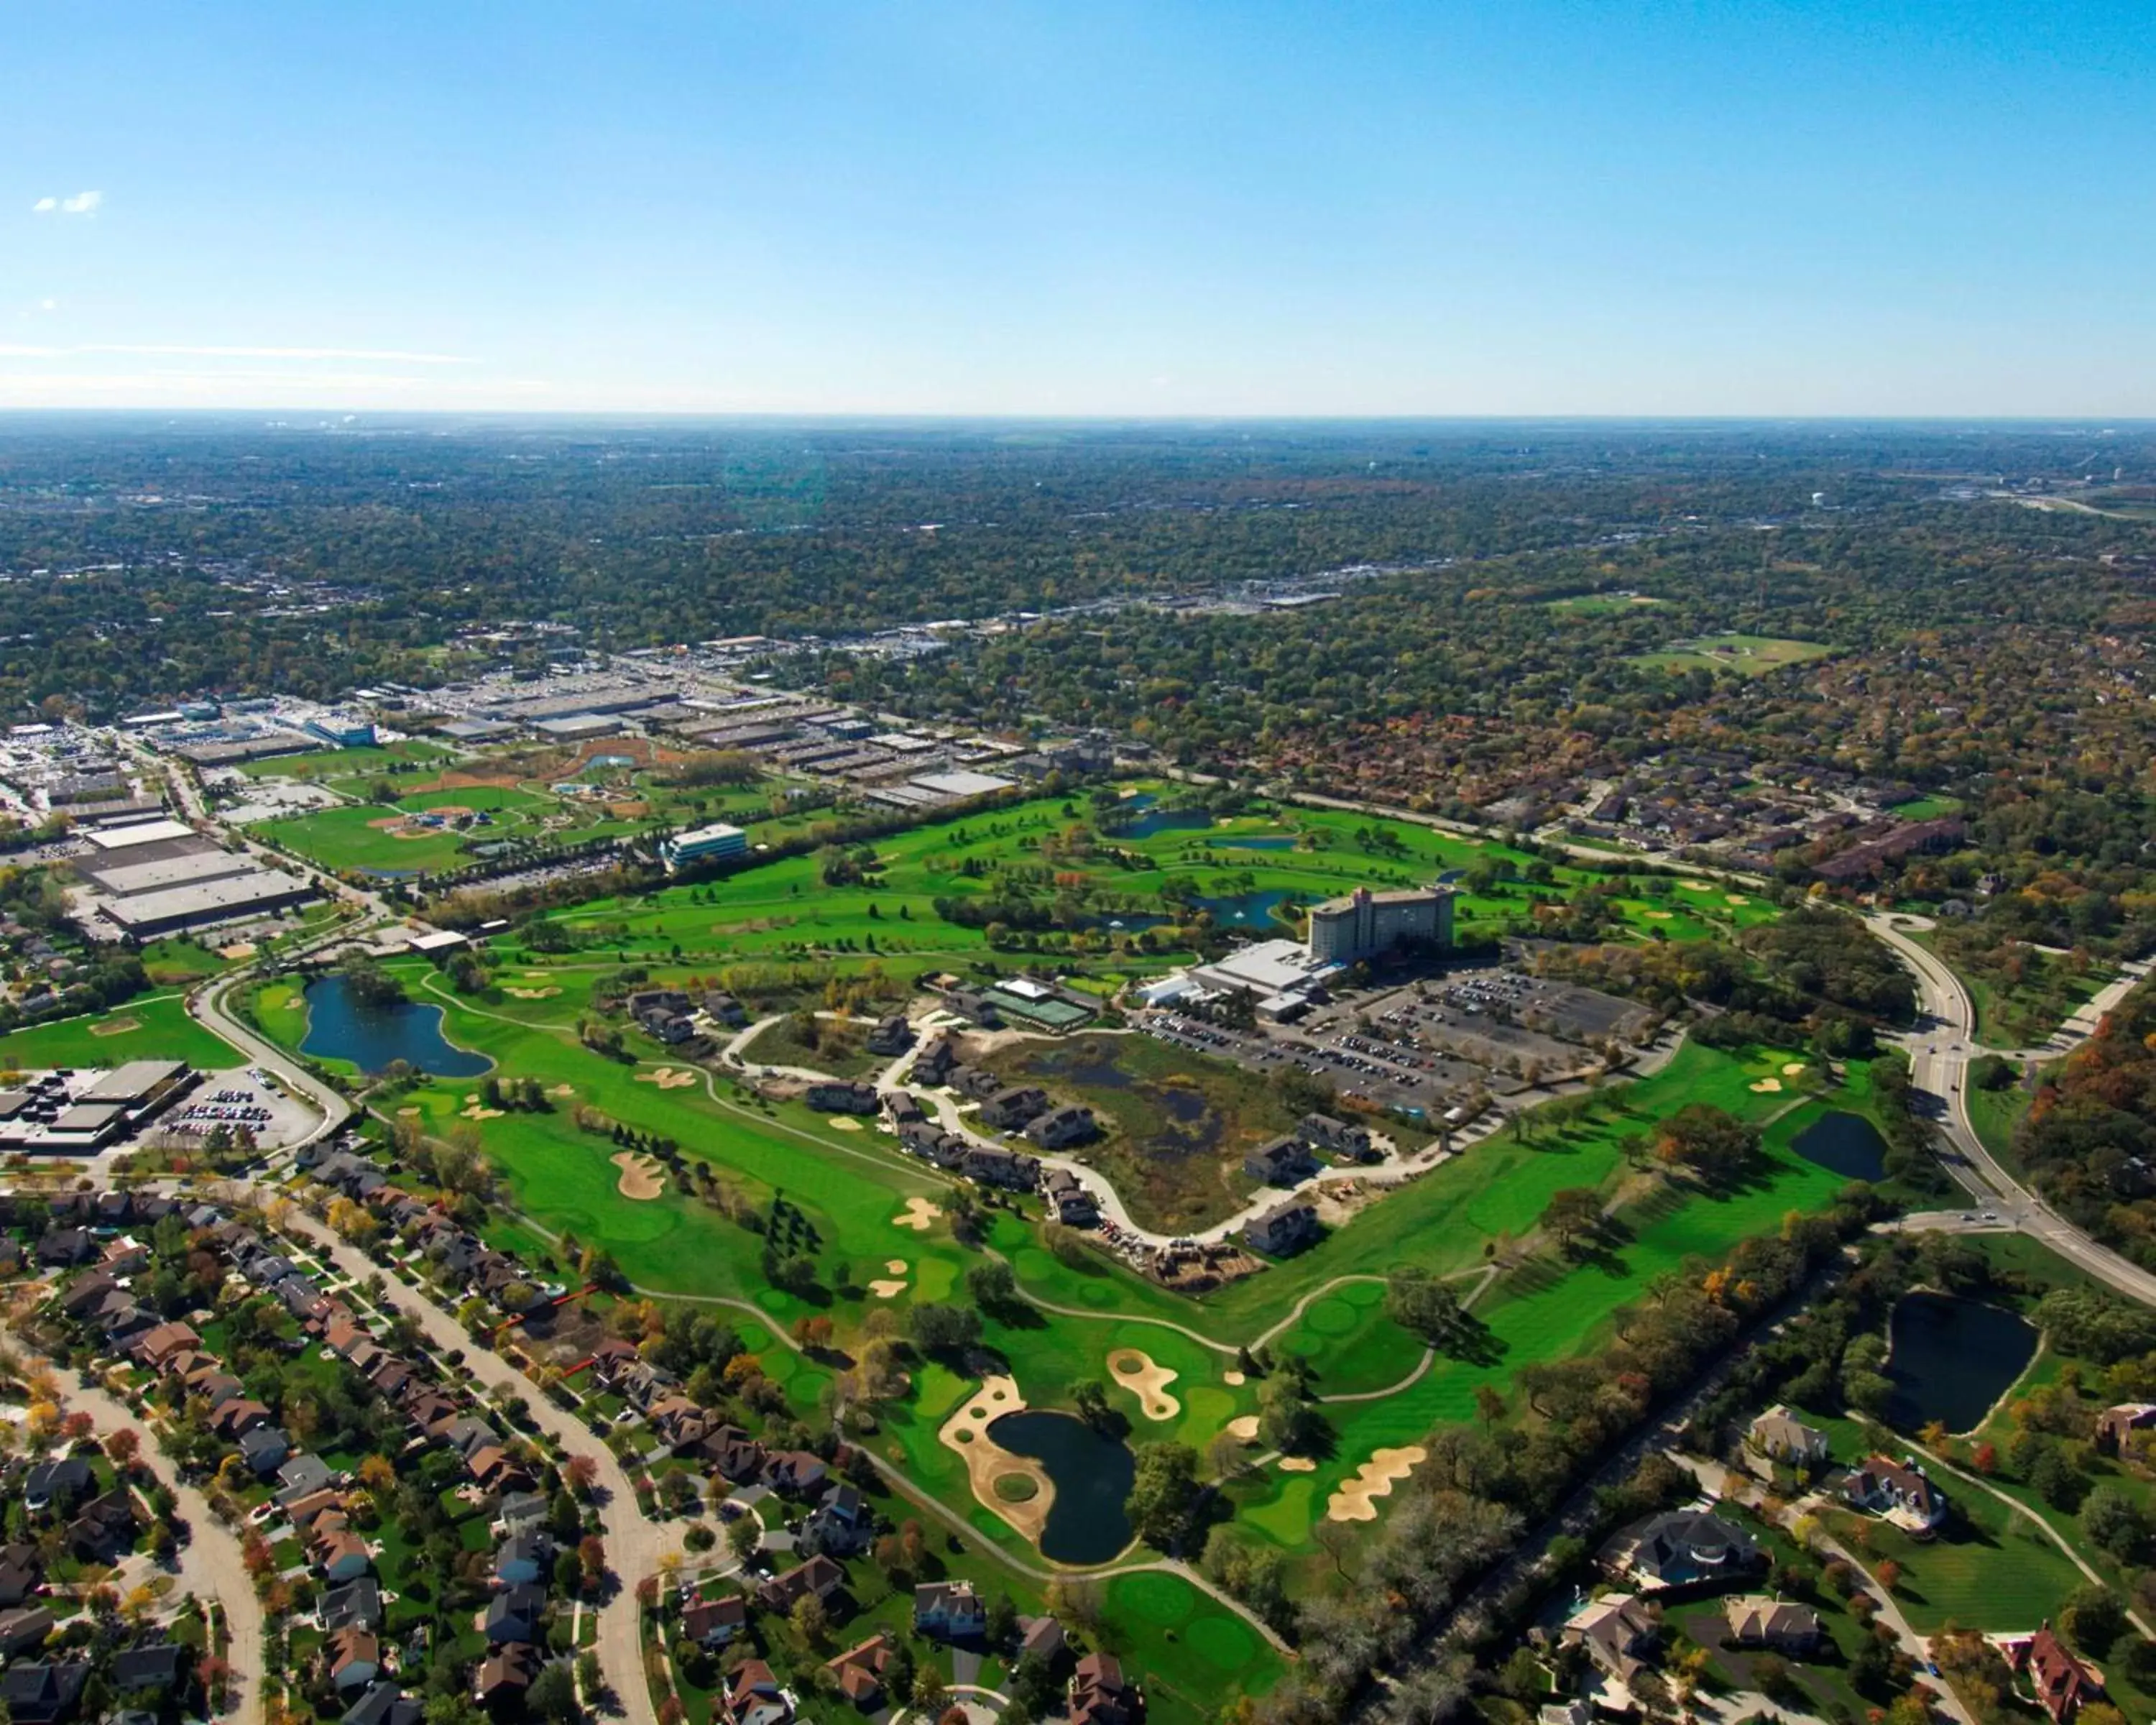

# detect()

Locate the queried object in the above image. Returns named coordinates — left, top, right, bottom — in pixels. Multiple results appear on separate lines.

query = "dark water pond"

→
left=1107, top=809, right=1217, bottom=840
left=1884, top=1291, right=2037, bottom=1432
left=301, top=975, right=493, bottom=1077
left=989, top=1411, right=1135, bottom=1564
left=1790, top=1110, right=1889, bottom=1182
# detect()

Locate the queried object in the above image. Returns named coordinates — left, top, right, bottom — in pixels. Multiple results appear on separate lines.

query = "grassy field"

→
left=520, top=783, right=1780, bottom=981
left=977, top=1031, right=1294, bottom=1232
left=0, top=992, right=245, bottom=1072
left=1545, top=592, right=1663, bottom=615
left=236, top=740, right=451, bottom=780
left=1630, top=634, right=1837, bottom=678
left=254, top=783, right=558, bottom=873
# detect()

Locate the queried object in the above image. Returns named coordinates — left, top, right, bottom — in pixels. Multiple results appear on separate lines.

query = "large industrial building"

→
left=0, top=1060, right=199, bottom=1153
left=72, top=822, right=321, bottom=939
left=1306, top=885, right=1454, bottom=966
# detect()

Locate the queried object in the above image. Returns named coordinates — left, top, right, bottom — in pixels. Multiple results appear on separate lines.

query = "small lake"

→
left=1106, top=809, right=1217, bottom=840
left=1195, top=888, right=1298, bottom=926
left=989, top=1411, right=1135, bottom=1564
left=301, top=975, right=493, bottom=1078
left=1790, top=1110, right=1889, bottom=1182
left=1884, top=1291, right=2038, bottom=1433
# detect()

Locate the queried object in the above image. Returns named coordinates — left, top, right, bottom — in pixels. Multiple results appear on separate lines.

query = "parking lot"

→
left=1138, top=963, right=1657, bottom=1120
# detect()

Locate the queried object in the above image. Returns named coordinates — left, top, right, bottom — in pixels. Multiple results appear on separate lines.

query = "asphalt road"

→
left=1866, top=915, right=2156, bottom=1309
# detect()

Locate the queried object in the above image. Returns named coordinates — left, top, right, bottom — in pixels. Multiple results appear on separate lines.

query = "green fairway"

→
left=236, top=740, right=451, bottom=780
left=0, top=993, right=244, bottom=1072
left=1631, top=634, right=1836, bottom=677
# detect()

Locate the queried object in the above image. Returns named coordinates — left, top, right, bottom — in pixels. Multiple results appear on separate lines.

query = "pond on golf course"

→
left=988, top=1411, right=1135, bottom=1564
left=1884, top=1290, right=2038, bottom=1433
left=1789, top=1110, right=1889, bottom=1182
left=300, top=974, right=493, bottom=1078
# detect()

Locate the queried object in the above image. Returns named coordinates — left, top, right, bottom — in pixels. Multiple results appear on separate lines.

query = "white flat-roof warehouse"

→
left=100, top=868, right=317, bottom=937
left=82, top=817, right=199, bottom=852
left=84, top=848, right=258, bottom=898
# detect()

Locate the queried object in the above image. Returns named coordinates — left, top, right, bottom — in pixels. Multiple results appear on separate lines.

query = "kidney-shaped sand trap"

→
left=612, top=1151, right=665, bottom=1200
left=892, top=1196, right=943, bottom=1232
left=1107, top=1348, right=1181, bottom=1421
left=1325, top=1445, right=1427, bottom=1522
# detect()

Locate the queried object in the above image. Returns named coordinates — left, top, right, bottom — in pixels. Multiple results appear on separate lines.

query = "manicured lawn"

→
left=0, top=992, right=245, bottom=1072
left=1821, top=1486, right=2086, bottom=1634
left=236, top=740, right=451, bottom=780
left=1630, top=634, right=1837, bottom=678
left=254, top=783, right=558, bottom=874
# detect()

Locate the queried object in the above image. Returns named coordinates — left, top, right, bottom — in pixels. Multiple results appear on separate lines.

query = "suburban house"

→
left=1299, top=1113, right=1373, bottom=1159
left=800, top=1484, right=874, bottom=1558
left=1, top=1659, right=88, bottom=1725
left=1242, top=1135, right=1315, bottom=1186
left=1562, top=1592, right=1657, bottom=1683
left=763, top=1451, right=829, bottom=1499
left=722, top=1659, right=792, bottom=1725
left=806, top=1081, right=877, bottom=1115
left=1026, top=1104, right=1097, bottom=1149
left=823, top=1633, right=897, bottom=1709
left=1244, top=1200, right=1319, bottom=1256
left=1844, top=1455, right=1948, bottom=1535
left=964, top=1144, right=1041, bottom=1190
left=2005, top=1624, right=2107, bottom=1724
left=980, top=1086, right=1049, bottom=1130
left=311, top=1523, right=373, bottom=1583
left=866, top=1016, right=913, bottom=1055
left=755, top=1555, right=844, bottom=1614
left=914, top=1579, right=989, bottom=1641
left=1601, top=1509, right=1763, bottom=1591
left=1042, top=1168, right=1099, bottom=1225
left=1069, top=1652, right=1143, bottom=1725
left=482, top=1584, right=547, bottom=1646
left=326, top=1628, right=382, bottom=1693
left=681, top=1594, right=747, bottom=1648
left=321, top=1578, right=383, bottom=1633
left=67, top=1489, right=139, bottom=1563
left=1722, top=1596, right=1821, bottom=1653
left=474, top=1643, right=540, bottom=1711
left=1746, top=1404, right=1830, bottom=1467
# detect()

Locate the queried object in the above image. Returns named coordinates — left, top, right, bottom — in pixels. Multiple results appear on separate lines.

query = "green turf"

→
left=1629, top=634, right=1837, bottom=678
left=0, top=992, right=245, bottom=1072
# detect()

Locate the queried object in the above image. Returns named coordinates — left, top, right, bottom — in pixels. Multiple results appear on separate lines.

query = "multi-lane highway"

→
left=1867, top=914, right=2156, bottom=1307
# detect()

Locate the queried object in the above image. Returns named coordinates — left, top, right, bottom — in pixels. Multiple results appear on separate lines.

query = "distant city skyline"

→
left=6, top=1, right=2154, bottom=416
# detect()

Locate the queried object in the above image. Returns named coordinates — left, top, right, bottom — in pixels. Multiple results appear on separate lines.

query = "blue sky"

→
left=5, top=1, right=2153, bottom=415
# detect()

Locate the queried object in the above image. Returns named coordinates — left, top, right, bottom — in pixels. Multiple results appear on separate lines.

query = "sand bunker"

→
left=892, top=1196, right=943, bottom=1232
left=1643, top=910, right=1674, bottom=920
left=1726, top=894, right=1751, bottom=906
left=1107, top=1348, right=1181, bottom=1421
left=1222, top=1370, right=1246, bottom=1387
left=549, top=1084, right=575, bottom=1098
left=505, top=986, right=561, bottom=999
left=1680, top=880, right=1712, bottom=892
left=88, top=1016, right=140, bottom=1037
left=1326, top=1445, right=1427, bottom=1523
left=868, top=1279, right=908, bottom=1299
left=1225, top=1415, right=1261, bottom=1442
left=826, top=1117, right=864, bottom=1131
left=218, top=942, right=257, bottom=961
left=939, top=1375, right=1051, bottom=1542
left=612, top=1151, right=665, bottom=1200
left=1749, top=1078, right=1783, bottom=1093
left=396, top=1107, right=420, bottom=1118
left=635, top=1067, right=697, bottom=1090
left=1782, top=1062, right=1807, bottom=1077
left=1278, top=1457, right=1317, bottom=1473
left=886, top=1259, right=907, bottom=1274
left=459, top=1104, right=505, bottom=1121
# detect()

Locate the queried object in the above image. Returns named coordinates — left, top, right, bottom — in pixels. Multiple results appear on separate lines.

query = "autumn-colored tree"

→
left=1876, top=1558, right=1902, bottom=1595
left=567, top=1453, right=600, bottom=1496
left=104, top=1428, right=140, bottom=1469
left=61, top=1410, right=94, bottom=1443
left=1971, top=1442, right=1998, bottom=1475
left=358, top=1455, right=396, bottom=1494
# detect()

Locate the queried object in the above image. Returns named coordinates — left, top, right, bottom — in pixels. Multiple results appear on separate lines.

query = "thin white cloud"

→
left=30, top=190, right=101, bottom=216
left=0, top=342, right=475, bottom=364
left=31, top=197, right=55, bottom=213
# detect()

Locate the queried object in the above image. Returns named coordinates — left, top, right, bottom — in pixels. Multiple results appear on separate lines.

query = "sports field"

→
left=1630, top=633, right=1836, bottom=677
left=254, top=783, right=558, bottom=873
